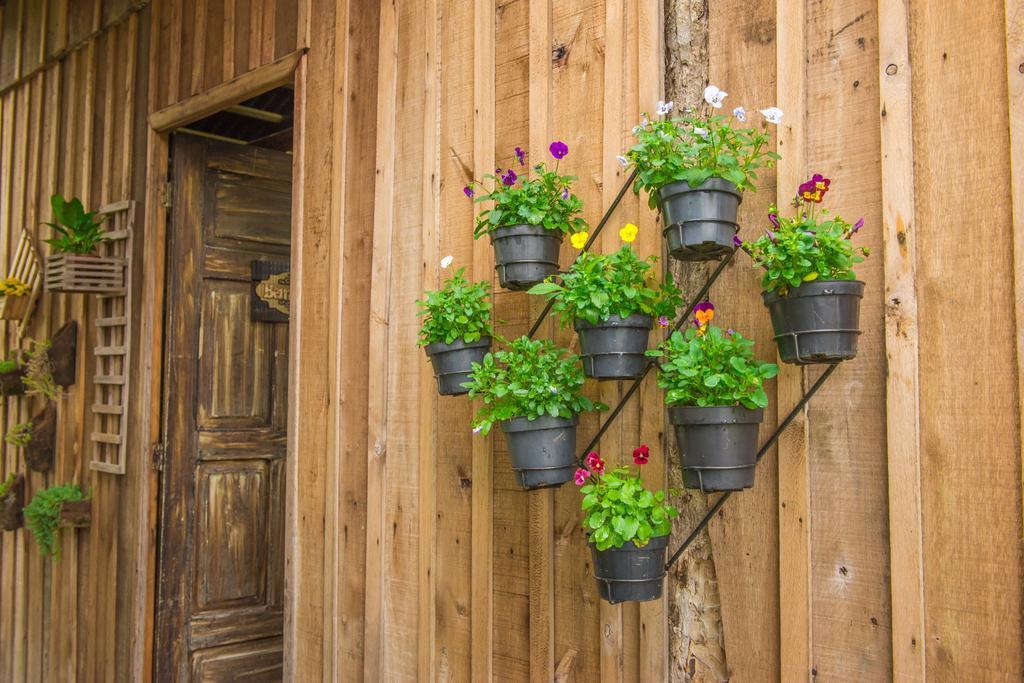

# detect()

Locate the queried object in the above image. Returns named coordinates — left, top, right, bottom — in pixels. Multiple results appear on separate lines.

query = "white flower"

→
left=440, top=255, right=454, bottom=269
left=760, top=107, right=783, bottom=124
left=656, top=100, right=674, bottom=115
left=732, top=106, right=747, bottom=122
left=616, top=155, right=629, bottom=168
left=641, top=114, right=650, bottom=127
left=703, top=85, right=728, bottom=108
left=693, top=127, right=708, bottom=137
left=658, top=130, right=672, bottom=141
left=549, top=385, right=558, bottom=394
left=472, top=424, right=484, bottom=434
left=632, top=125, right=643, bottom=136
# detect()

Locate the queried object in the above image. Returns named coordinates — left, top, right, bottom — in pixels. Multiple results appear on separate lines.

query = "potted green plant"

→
left=647, top=302, right=778, bottom=491
left=23, top=483, right=88, bottom=557
left=467, top=142, right=588, bottom=290
left=528, top=227, right=682, bottom=379
left=417, top=260, right=494, bottom=395
left=576, top=445, right=678, bottom=603
left=622, top=92, right=781, bottom=261
left=464, top=336, right=604, bottom=489
left=10, top=404, right=56, bottom=472
left=0, top=276, right=32, bottom=320
left=43, top=194, right=123, bottom=294
left=0, top=472, right=24, bottom=531
left=739, top=174, right=869, bottom=364
left=0, top=351, right=26, bottom=396
left=5, top=421, right=32, bottom=449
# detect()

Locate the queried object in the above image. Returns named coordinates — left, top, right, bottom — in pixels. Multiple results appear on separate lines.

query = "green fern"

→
left=23, top=483, right=85, bottom=557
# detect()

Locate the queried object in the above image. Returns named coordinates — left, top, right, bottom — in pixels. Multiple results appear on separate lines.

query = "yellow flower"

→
left=570, top=231, right=589, bottom=249
left=619, top=223, right=639, bottom=243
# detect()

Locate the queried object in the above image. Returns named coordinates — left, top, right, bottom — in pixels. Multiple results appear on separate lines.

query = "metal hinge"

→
left=159, top=180, right=173, bottom=208
left=151, top=442, right=166, bottom=471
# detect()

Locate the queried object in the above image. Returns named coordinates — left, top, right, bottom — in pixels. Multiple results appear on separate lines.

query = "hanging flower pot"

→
left=667, top=406, right=764, bottom=491
left=24, top=404, right=57, bottom=472
left=574, top=314, right=653, bottom=379
left=576, top=445, right=677, bottom=604
left=648, top=302, right=777, bottom=491
left=762, top=280, right=865, bottom=365
left=528, top=241, right=682, bottom=380
left=48, top=320, right=78, bottom=387
left=464, top=337, right=604, bottom=490
left=43, top=194, right=124, bottom=294
left=739, top=173, right=870, bottom=365
left=417, top=262, right=494, bottom=395
left=500, top=415, right=578, bottom=489
left=425, top=337, right=492, bottom=395
left=0, top=360, right=26, bottom=397
left=0, top=474, right=25, bottom=531
left=590, top=535, right=669, bottom=604
left=490, top=225, right=563, bottom=291
left=468, top=141, right=589, bottom=291
left=658, top=178, right=742, bottom=261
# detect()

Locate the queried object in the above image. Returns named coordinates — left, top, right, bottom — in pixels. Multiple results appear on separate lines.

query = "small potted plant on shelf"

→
left=0, top=351, right=26, bottom=396
left=622, top=90, right=782, bottom=261
left=23, top=483, right=89, bottom=557
left=43, top=194, right=122, bottom=294
left=0, top=276, right=32, bottom=321
left=647, top=301, right=778, bottom=491
left=528, top=224, right=682, bottom=380
left=577, top=445, right=678, bottom=604
left=0, top=472, right=25, bottom=531
left=739, top=174, right=869, bottom=364
left=464, top=336, right=604, bottom=489
left=417, top=258, right=494, bottom=395
left=467, top=142, right=589, bottom=290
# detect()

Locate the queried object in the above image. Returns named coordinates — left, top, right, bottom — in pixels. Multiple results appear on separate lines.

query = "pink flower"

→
left=768, top=213, right=779, bottom=228
left=658, top=315, right=670, bottom=327
left=584, top=451, right=605, bottom=474
left=573, top=468, right=589, bottom=486
left=632, top=444, right=650, bottom=465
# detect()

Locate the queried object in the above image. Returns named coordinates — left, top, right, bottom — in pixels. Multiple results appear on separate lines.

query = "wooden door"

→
left=156, top=137, right=292, bottom=681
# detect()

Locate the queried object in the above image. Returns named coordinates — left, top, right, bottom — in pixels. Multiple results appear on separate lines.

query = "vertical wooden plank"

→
left=191, top=0, right=208, bottom=94
left=879, top=0, right=926, bottom=679
left=526, top=0, right=555, bottom=680
left=1006, top=0, right=1024, bottom=578
left=912, top=0, right=1023, bottom=678
left=635, top=1, right=667, bottom=680
left=471, top=1, right=495, bottom=680
left=362, top=0, right=398, bottom=678
left=224, top=0, right=237, bottom=81
left=166, top=0, right=182, bottom=105
left=418, top=0, right=440, bottom=680
left=775, top=0, right=811, bottom=680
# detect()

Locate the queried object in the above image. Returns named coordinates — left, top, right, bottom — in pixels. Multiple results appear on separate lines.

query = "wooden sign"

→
left=251, top=260, right=290, bottom=322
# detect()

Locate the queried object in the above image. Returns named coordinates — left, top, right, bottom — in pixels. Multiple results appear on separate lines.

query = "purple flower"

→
left=733, top=235, right=743, bottom=248
left=463, top=186, right=474, bottom=198
left=549, top=140, right=569, bottom=160
left=727, top=328, right=735, bottom=336
left=561, top=187, right=570, bottom=200
left=768, top=213, right=779, bottom=228
left=852, top=217, right=864, bottom=234
left=765, top=229, right=777, bottom=242
left=502, top=169, right=518, bottom=186
left=515, top=146, right=526, bottom=165
left=658, top=315, right=670, bottom=327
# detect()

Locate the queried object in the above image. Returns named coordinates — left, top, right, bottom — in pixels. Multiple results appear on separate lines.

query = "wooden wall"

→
left=0, top=1, right=151, bottom=681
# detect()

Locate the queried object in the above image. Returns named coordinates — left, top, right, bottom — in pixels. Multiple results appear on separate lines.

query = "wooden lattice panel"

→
left=0, top=229, right=42, bottom=337
left=89, top=200, right=134, bottom=475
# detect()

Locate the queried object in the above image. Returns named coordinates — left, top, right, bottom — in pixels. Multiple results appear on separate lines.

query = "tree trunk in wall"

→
left=664, top=1, right=730, bottom=681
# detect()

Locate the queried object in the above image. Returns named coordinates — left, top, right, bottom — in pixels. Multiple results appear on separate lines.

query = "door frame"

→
left=137, top=52, right=306, bottom=681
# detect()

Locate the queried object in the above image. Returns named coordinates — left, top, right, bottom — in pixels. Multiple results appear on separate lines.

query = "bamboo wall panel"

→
left=0, top=5, right=150, bottom=681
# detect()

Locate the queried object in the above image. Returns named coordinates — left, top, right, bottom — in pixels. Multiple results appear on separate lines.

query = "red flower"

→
left=798, top=174, right=830, bottom=203
left=573, top=468, right=590, bottom=486
left=632, top=444, right=650, bottom=465
left=584, top=451, right=605, bottom=474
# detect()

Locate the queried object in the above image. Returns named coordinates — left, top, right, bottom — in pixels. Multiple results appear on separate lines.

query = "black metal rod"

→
left=663, top=362, right=840, bottom=570
left=528, top=169, right=639, bottom=339
left=575, top=252, right=735, bottom=464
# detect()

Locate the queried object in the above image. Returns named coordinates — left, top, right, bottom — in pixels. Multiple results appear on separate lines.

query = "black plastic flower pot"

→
left=500, top=415, right=577, bottom=489
left=590, top=535, right=668, bottom=604
left=657, top=177, right=742, bottom=262
left=762, top=280, right=865, bottom=365
left=574, top=313, right=653, bottom=380
left=490, top=224, right=563, bottom=291
left=0, top=367, right=25, bottom=396
left=424, top=337, right=492, bottom=396
left=667, top=405, right=764, bottom=492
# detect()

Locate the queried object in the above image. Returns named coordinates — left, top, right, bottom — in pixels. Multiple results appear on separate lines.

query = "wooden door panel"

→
left=190, top=637, right=284, bottom=682
left=158, top=137, right=291, bottom=681
left=197, top=280, right=276, bottom=429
